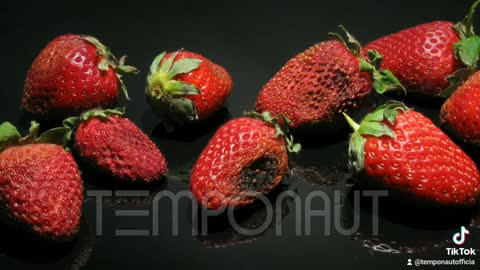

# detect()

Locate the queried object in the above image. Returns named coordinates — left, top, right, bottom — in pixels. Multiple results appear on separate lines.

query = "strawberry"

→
left=0, top=121, right=83, bottom=241
left=64, top=108, right=167, bottom=183
left=364, top=1, right=480, bottom=96
left=255, top=27, right=403, bottom=131
left=344, top=101, right=480, bottom=207
left=22, top=34, right=138, bottom=120
left=146, top=50, right=232, bottom=131
left=190, top=112, right=300, bottom=210
left=440, top=70, right=480, bottom=147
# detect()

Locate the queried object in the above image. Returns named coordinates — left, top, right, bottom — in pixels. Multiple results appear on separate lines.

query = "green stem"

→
left=343, top=113, right=360, bottom=131
left=466, top=0, right=480, bottom=37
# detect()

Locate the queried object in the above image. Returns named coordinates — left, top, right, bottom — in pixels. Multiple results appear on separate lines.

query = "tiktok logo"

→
left=446, top=226, right=476, bottom=256
left=452, top=226, right=470, bottom=246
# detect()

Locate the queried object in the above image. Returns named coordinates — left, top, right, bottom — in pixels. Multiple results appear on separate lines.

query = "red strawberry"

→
left=0, top=121, right=83, bottom=241
left=190, top=112, right=300, bottom=210
left=440, top=70, right=480, bottom=147
left=22, top=34, right=138, bottom=120
left=146, top=50, right=232, bottom=131
left=65, top=108, right=167, bottom=183
left=255, top=27, right=403, bottom=131
left=344, top=101, right=480, bottom=207
left=364, top=1, right=480, bottom=96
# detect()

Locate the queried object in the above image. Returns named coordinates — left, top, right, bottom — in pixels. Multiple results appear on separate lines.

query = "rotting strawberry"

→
left=0, top=121, right=83, bottom=241
left=22, top=34, right=139, bottom=120
left=190, top=112, right=300, bottom=210
left=64, top=108, right=167, bottom=183
left=364, top=1, right=480, bottom=97
left=146, top=50, right=232, bottom=131
left=344, top=101, right=480, bottom=207
left=440, top=70, right=480, bottom=148
left=255, top=26, right=403, bottom=132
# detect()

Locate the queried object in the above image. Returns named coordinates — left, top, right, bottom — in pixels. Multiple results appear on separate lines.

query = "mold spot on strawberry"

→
left=238, top=157, right=280, bottom=192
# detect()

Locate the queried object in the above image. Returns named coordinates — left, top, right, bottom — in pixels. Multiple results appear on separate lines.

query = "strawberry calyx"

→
left=343, top=101, right=409, bottom=173
left=81, top=36, right=139, bottom=100
left=63, top=107, right=125, bottom=146
left=0, top=121, right=69, bottom=153
left=329, top=26, right=405, bottom=95
left=245, top=111, right=301, bottom=153
left=443, top=0, right=480, bottom=97
left=359, top=50, right=407, bottom=94
left=145, top=50, right=203, bottom=129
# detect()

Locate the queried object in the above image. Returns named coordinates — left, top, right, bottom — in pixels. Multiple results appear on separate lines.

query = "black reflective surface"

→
left=2, top=0, right=479, bottom=269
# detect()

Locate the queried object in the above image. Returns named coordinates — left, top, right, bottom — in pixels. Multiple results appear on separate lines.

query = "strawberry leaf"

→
left=167, top=58, right=202, bottom=80
left=383, top=107, right=400, bottom=124
left=372, top=70, right=405, bottom=94
left=348, top=133, right=366, bottom=173
left=149, top=52, right=166, bottom=76
left=82, top=36, right=109, bottom=56
left=340, top=25, right=362, bottom=56
left=361, top=50, right=406, bottom=94
left=63, top=117, right=80, bottom=130
left=82, top=36, right=113, bottom=72
left=363, top=108, right=384, bottom=123
left=274, top=125, right=284, bottom=138
left=63, top=117, right=81, bottom=146
left=245, top=111, right=301, bottom=154
left=116, top=73, right=130, bottom=100
left=453, top=0, right=479, bottom=40
left=454, top=35, right=480, bottom=68
left=0, top=122, right=21, bottom=152
left=19, top=121, right=40, bottom=145
left=164, top=80, right=201, bottom=96
left=359, top=122, right=395, bottom=138
left=98, top=58, right=110, bottom=71
left=440, top=68, right=473, bottom=97
left=117, top=56, right=139, bottom=73
left=285, top=134, right=302, bottom=153
left=116, top=56, right=140, bottom=74
left=366, top=50, right=383, bottom=70
left=169, top=97, right=198, bottom=121
left=159, top=51, right=179, bottom=75
left=261, top=111, right=274, bottom=122
left=328, top=25, right=362, bottom=57
left=359, top=57, right=374, bottom=72
left=289, top=141, right=302, bottom=153
left=80, top=107, right=126, bottom=122
left=35, top=127, right=69, bottom=146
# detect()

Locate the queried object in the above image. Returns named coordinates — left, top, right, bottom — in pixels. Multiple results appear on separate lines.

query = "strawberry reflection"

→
left=190, top=182, right=296, bottom=248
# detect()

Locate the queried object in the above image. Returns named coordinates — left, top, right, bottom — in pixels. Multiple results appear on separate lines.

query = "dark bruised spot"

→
left=237, top=157, right=279, bottom=192
left=333, top=69, right=347, bottom=84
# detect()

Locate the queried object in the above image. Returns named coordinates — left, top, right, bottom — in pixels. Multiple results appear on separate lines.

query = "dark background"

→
left=1, top=0, right=479, bottom=269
